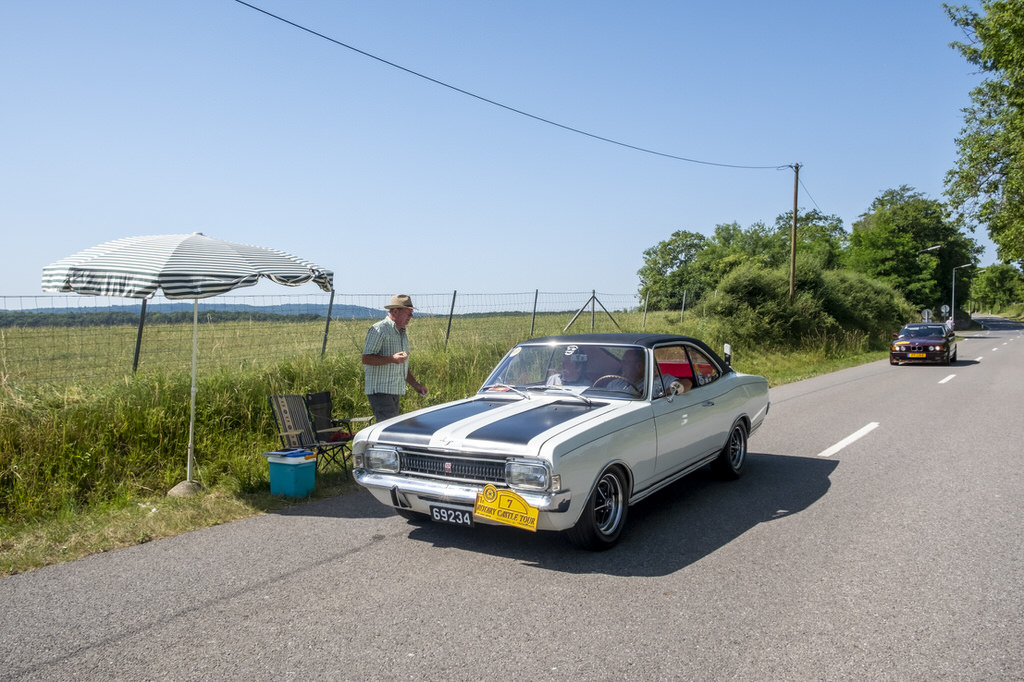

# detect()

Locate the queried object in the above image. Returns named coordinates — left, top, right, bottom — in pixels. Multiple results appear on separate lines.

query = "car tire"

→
left=566, top=466, right=628, bottom=551
left=710, top=420, right=748, bottom=480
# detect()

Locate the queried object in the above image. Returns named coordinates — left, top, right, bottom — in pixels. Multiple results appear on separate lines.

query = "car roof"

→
left=524, top=332, right=701, bottom=348
left=519, top=333, right=731, bottom=368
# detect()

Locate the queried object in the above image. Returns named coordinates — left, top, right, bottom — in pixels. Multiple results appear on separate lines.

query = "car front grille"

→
left=904, top=344, right=944, bottom=352
left=400, top=450, right=506, bottom=485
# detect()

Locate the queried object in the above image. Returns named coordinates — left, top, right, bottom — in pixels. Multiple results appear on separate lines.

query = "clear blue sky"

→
left=1, top=0, right=996, bottom=300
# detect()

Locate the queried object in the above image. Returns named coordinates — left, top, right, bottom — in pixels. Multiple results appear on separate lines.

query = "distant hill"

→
left=0, top=302, right=383, bottom=327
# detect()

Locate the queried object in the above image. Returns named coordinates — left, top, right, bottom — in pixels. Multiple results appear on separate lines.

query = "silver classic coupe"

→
left=353, top=333, right=770, bottom=550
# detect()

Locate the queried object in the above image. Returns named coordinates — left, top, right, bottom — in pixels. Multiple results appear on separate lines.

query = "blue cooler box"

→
left=262, top=449, right=317, bottom=497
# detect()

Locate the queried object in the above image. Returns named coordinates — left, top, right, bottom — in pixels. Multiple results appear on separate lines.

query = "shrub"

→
left=703, top=260, right=914, bottom=349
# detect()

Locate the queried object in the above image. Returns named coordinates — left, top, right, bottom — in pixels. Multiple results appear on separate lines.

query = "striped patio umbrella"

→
left=41, top=232, right=333, bottom=299
left=42, top=233, right=335, bottom=491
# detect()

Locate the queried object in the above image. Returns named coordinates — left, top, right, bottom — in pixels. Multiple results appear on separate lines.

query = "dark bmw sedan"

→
left=890, top=323, right=958, bottom=365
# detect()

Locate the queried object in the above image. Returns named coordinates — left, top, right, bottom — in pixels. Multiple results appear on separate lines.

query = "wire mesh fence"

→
left=1, top=291, right=643, bottom=388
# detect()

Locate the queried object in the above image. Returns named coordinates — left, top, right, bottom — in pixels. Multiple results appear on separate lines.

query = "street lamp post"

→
left=951, top=263, right=972, bottom=330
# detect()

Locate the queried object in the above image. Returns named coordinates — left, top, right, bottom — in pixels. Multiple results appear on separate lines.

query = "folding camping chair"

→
left=304, top=391, right=374, bottom=473
left=268, top=394, right=354, bottom=478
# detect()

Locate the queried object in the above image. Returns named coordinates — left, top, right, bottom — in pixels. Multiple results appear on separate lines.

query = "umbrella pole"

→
left=186, top=299, right=198, bottom=482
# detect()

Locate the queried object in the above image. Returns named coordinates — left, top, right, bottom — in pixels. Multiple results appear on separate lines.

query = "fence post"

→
left=320, top=288, right=335, bottom=357
left=642, top=293, right=648, bottom=329
left=591, top=289, right=596, bottom=331
left=444, top=290, right=457, bottom=349
left=680, top=290, right=687, bottom=322
left=529, top=289, right=538, bottom=337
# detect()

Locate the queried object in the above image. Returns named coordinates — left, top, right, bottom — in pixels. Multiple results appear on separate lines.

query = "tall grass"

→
left=0, top=308, right=892, bottom=531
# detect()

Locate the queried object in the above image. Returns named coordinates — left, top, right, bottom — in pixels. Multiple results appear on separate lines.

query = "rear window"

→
left=654, top=344, right=721, bottom=390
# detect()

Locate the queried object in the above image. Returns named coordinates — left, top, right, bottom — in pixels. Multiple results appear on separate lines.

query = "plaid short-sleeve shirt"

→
left=363, top=315, right=409, bottom=395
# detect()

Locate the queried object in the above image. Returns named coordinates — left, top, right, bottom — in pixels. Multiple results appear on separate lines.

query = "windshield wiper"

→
left=527, top=385, right=593, bottom=406
left=486, top=383, right=530, bottom=399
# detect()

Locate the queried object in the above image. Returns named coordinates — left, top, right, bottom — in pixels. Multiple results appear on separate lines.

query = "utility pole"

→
left=789, top=163, right=800, bottom=303
left=951, top=263, right=972, bottom=330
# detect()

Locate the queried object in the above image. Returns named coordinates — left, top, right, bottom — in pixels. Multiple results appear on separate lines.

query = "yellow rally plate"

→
left=474, top=484, right=539, bottom=532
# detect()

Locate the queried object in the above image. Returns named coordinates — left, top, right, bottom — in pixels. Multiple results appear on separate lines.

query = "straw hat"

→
left=384, top=294, right=415, bottom=310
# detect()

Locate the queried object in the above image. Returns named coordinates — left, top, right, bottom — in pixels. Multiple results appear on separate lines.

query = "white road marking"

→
left=939, top=374, right=956, bottom=384
left=816, top=422, right=880, bottom=458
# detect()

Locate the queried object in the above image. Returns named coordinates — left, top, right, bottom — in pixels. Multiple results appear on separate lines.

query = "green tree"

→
left=773, top=209, right=848, bottom=270
left=944, top=1, right=1024, bottom=264
left=690, top=222, right=776, bottom=288
left=971, top=263, right=1024, bottom=310
left=637, top=230, right=708, bottom=309
left=846, top=186, right=981, bottom=310
left=639, top=212, right=848, bottom=310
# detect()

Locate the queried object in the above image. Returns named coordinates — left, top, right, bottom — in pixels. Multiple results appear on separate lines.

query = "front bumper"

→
left=355, top=469, right=574, bottom=531
left=890, top=350, right=948, bottom=364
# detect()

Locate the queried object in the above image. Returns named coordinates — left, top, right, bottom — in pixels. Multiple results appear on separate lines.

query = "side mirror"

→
left=892, top=332, right=899, bottom=339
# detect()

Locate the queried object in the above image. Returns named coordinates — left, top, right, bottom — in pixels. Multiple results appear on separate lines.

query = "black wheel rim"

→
left=593, top=471, right=625, bottom=536
left=728, top=426, right=747, bottom=470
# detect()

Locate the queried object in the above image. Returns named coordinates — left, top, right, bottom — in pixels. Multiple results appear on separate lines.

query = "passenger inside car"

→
left=546, top=350, right=589, bottom=386
left=655, top=361, right=693, bottom=396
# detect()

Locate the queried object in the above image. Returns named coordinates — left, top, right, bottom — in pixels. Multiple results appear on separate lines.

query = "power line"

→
left=233, top=0, right=790, bottom=171
left=799, top=176, right=822, bottom=211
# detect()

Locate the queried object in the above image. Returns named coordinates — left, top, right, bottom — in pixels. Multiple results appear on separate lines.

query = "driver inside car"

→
left=600, top=348, right=645, bottom=393
left=547, top=350, right=589, bottom=386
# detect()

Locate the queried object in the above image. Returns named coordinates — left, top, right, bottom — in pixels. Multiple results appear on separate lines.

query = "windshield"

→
left=900, top=326, right=947, bottom=339
left=480, top=342, right=647, bottom=399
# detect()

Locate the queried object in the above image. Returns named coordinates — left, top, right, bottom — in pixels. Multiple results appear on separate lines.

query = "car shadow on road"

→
left=892, top=359, right=979, bottom=367
left=399, top=452, right=838, bottom=577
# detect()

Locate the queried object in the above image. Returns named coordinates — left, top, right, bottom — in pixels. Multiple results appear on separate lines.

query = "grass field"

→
left=1, top=310, right=888, bottom=575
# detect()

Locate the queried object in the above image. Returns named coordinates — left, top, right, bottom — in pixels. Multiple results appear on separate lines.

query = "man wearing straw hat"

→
left=362, top=294, right=428, bottom=423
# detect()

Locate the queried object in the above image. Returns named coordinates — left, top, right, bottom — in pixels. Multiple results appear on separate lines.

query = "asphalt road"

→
left=2, top=316, right=1022, bottom=681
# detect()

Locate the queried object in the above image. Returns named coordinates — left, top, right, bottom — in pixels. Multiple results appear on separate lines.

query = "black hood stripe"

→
left=379, top=400, right=504, bottom=446
left=467, top=403, right=596, bottom=446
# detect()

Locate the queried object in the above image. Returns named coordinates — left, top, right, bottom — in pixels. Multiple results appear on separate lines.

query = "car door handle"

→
left=701, top=400, right=715, bottom=407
